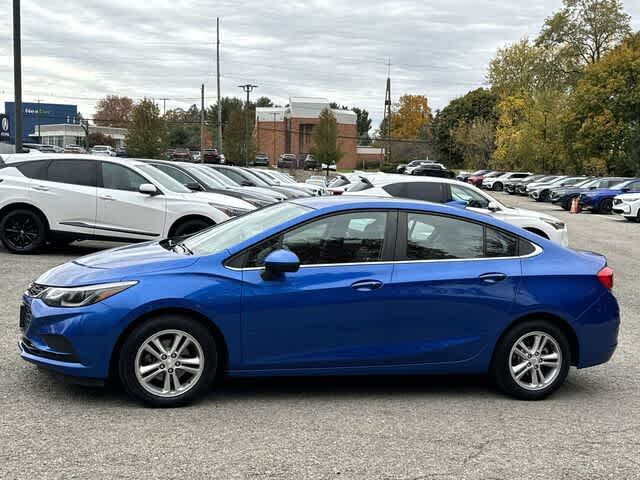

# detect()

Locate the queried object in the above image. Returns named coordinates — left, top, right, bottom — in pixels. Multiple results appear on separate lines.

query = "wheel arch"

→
left=168, top=214, right=215, bottom=238
left=108, top=306, right=229, bottom=383
left=491, top=312, right=579, bottom=368
left=0, top=202, right=51, bottom=232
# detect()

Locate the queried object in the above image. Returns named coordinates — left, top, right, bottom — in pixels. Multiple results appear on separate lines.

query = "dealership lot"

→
left=1, top=193, right=639, bottom=479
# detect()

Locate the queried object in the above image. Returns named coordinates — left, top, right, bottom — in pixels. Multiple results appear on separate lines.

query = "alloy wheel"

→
left=509, top=331, right=562, bottom=391
left=134, top=329, right=205, bottom=398
left=3, top=213, right=40, bottom=250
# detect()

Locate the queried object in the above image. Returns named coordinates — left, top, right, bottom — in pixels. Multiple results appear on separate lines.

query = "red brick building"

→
left=255, top=97, right=362, bottom=169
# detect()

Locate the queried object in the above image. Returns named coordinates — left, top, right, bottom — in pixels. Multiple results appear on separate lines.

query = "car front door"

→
left=386, top=212, right=521, bottom=365
left=27, top=158, right=97, bottom=235
left=238, top=210, right=399, bottom=370
left=95, top=161, right=167, bottom=240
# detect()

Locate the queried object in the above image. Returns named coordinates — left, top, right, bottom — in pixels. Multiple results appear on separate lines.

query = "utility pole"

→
left=12, top=0, right=23, bottom=153
left=238, top=83, right=257, bottom=166
left=272, top=112, right=277, bottom=167
left=36, top=98, right=41, bottom=141
left=80, top=118, right=89, bottom=152
left=383, top=58, right=392, bottom=165
left=216, top=17, right=222, bottom=153
left=159, top=97, right=169, bottom=116
left=200, top=84, right=205, bottom=160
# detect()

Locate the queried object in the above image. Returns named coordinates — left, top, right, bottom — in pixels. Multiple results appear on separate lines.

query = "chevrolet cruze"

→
left=18, top=197, right=619, bottom=406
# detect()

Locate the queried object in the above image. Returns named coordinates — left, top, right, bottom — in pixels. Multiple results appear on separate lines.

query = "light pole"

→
left=238, top=84, right=257, bottom=166
left=12, top=0, right=23, bottom=153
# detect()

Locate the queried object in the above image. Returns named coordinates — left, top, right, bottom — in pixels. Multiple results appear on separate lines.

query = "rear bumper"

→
left=574, top=291, right=620, bottom=369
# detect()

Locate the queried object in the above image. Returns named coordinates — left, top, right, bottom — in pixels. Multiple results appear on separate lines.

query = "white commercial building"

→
left=31, top=124, right=127, bottom=149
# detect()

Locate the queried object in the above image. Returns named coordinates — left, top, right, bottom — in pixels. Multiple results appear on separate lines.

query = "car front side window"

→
left=449, top=184, right=490, bottom=209
left=245, top=211, right=389, bottom=267
left=101, top=162, right=147, bottom=192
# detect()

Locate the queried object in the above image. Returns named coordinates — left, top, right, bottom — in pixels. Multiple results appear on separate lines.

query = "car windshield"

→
left=182, top=202, right=311, bottom=256
left=611, top=179, right=636, bottom=189
left=183, top=165, right=228, bottom=188
left=247, top=169, right=278, bottom=185
left=200, top=167, right=239, bottom=187
left=345, top=178, right=373, bottom=192
left=136, top=164, right=192, bottom=193
left=572, top=178, right=593, bottom=188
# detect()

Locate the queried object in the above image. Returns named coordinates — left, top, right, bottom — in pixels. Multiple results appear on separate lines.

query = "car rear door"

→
left=238, top=210, right=399, bottom=370
left=385, top=211, right=521, bottom=366
left=95, top=161, right=166, bottom=240
left=27, top=158, right=97, bottom=236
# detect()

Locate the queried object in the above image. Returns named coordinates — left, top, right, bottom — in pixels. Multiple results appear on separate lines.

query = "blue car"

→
left=579, top=178, right=640, bottom=213
left=18, top=197, right=619, bottom=406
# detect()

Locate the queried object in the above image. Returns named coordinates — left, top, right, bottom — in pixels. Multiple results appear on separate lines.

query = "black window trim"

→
left=395, top=210, right=541, bottom=263
left=224, top=209, right=399, bottom=270
left=46, top=158, right=98, bottom=187
left=98, top=160, right=164, bottom=194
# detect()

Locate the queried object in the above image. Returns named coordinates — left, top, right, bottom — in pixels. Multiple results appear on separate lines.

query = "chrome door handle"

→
left=99, top=195, right=115, bottom=201
left=351, top=280, right=383, bottom=291
left=479, top=273, right=508, bottom=284
left=32, top=185, right=49, bottom=192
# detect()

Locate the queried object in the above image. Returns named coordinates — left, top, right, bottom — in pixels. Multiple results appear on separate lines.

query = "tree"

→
left=222, top=110, right=248, bottom=164
left=310, top=108, right=343, bottom=166
left=352, top=107, right=372, bottom=145
left=87, top=132, right=115, bottom=148
left=94, top=95, right=134, bottom=128
left=390, top=94, right=431, bottom=139
left=562, top=32, right=640, bottom=175
left=452, top=119, right=495, bottom=169
left=165, top=105, right=201, bottom=149
left=125, top=99, right=168, bottom=159
left=538, top=0, right=631, bottom=66
left=255, top=96, right=274, bottom=108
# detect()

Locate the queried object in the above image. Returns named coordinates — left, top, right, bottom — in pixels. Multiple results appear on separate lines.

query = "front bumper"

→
left=612, top=203, right=631, bottom=215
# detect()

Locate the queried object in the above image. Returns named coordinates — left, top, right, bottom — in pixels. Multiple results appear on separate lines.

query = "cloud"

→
left=1, top=0, right=639, bottom=128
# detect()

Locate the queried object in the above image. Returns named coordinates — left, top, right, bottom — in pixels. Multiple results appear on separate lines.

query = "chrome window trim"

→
left=225, top=243, right=543, bottom=271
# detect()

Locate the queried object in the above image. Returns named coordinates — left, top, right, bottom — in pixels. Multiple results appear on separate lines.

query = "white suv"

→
left=90, top=145, right=116, bottom=156
left=482, top=172, right=532, bottom=192
left=0, top=154, right=256, bottom=253
left=344, top=174, right=569, bottom=246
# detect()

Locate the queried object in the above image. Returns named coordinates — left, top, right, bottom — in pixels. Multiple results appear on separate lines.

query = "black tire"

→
left=172, top=218, right=214, bottom=238
left=0, top=208, right=47, bottom=254
left=491, top=320, right=570, bottom=400
left=118, top=315, right=218, bottom=407
left=597, top=198, right=614, bottom=214
left=492, top=182, right=503, bottom=192
left=536, top=190, right=549, bottom=202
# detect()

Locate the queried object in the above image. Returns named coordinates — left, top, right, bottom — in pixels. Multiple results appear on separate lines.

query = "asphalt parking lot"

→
left=1, top=193, right=639, bottom=479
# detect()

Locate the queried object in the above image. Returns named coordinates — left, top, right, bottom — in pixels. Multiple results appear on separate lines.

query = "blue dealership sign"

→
left=4, top=102, right=77, bottom=144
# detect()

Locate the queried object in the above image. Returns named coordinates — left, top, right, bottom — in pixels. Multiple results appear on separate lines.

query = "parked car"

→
left=403, top=160, right=437, bottom=175
left=252, top=153, right=270, bottom=167
left=411, top=163, right=455, bottom=178
left=456, top=171, right=473, bottom=182
left=277, top=153, right=297, bottom=169
left=194, top=164, right=286, bottom=201
left=18, top=196, right=619, bottom=406
left=504, top=174, right=546, bottom=194
left=63, top=144, right=86, bottom=154
left=303, top=154, right=318, bottom=170
left=612, top=192, right=640, bottom=221
left=206, top=165, right=310, bottom=199
left=529, top=177, right=589, bottom=202
left=170, top=148, right=192, bottom=162
left=0, top=154, right=247, bottom=253
left=90, top=145, right=116, bottom=157
left=551, top=177, right=628, bottom=210
left=115, top=148, right=128, bottom=158
left=343, top=174, right=569, bottom=246
left=251, top=169, right=325, bottom=196
left=306, top=175, right=329, bottom=187
left=202, top=149, right=221, bottom=164
left=142, top=160, right=282, bottom=207
left=482, top=172, right=532, bottom=192
left=191, top=151, right=201, bottom=162
left=579, top=178, right=640, bottom=214
left=521, top=176, right=565, bottom=196
left=468, top=170, right=501, bottom=187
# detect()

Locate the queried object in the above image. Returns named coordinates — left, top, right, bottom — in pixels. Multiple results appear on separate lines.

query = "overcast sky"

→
left=1, top=0, right=639, bottom=129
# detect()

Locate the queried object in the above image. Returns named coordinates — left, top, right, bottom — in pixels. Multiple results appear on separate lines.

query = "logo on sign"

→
left=0, top=115, right=9, bottom=141
left=1, top=117, right=8, bottom=131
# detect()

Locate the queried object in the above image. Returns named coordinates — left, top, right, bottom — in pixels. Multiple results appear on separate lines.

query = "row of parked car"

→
left=458, top=169, right=640, bottom=221
left=395, top=160, right=456, bottom=178
left=0, top=152, right=328, bottom=254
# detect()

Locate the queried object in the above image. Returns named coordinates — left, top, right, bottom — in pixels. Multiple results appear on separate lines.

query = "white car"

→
left=343, top=174, right=569, bottom=246
left=254, top=169, right=327, bottom=196
left=612, top=193, right=640, bottom=222
left=90, top=145, right=116, bottom=157
left=0, top=154, right=256, bottom=254
left=482, top=172, right=532, bottom=192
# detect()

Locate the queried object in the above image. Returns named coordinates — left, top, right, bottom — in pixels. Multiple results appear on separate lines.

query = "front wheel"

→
left=118, top=315, right=218, bottom=407
left=597, top=198, right=613, bottom=214
left=492, top=182, right=503, bottom=192
left=0, top=208, right=47, bottom=254
left=491, top=321, right=570, bottom=400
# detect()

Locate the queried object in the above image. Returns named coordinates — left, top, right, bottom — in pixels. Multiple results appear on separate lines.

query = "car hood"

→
left=186, top=191, right=255, bottom=210
left=36, top=242, right=199, bottom=287
left=614, top=193, right=640, bottom=201
left=497, top=206, right=561, bottom=223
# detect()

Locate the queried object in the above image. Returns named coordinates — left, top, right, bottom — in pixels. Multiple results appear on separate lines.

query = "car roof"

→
left=1, top=153, right=150, bottom=166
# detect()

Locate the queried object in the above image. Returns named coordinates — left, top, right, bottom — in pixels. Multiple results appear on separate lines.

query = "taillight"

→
left=597, top=267, right=614, bottom=290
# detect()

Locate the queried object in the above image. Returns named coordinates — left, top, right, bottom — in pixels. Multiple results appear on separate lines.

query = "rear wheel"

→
left=118, top=315, right=218, bottom=407
left=491, top=320, right=570, bottom=400
left=0, top=208, right=47, bottom=254
left=492, top=182, right=504, bottom=192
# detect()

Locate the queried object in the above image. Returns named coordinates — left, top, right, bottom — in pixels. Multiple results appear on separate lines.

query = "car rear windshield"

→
left=136, top=164, right=191, bottom=193
left=183, top=202, right=312, bottom=256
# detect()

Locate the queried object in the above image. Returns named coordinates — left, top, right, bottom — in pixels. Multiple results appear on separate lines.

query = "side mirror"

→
left=241, top=180, right=254, bottom=187
left=186, top=182, right=204, bottom=192
left=139, top=183, right=159, bottom=195
left=261, top=249, right=300, bottom=280
left=621, top=187, right=630, bottom=193
left=487, top=201, right=501, bottom=212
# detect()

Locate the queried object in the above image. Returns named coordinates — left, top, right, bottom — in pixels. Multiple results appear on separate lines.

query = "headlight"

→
left=208, top=203, right=252, bottom=217
left=541, top=218, right=566, bottom=230
left=37, top=281, right=138, bottom=308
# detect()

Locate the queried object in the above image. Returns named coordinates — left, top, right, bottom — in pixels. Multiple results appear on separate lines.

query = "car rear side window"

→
left=383, top=182, right=445, bottom=202
left=406, top=213, right=483, bottom=260
left=245, top=211, right=389, bottom=267
left=485, top=227, right=517, bottom=257
left=15, top=160, right=49, bottom=180
left=47, top=159, right=97, bottom=187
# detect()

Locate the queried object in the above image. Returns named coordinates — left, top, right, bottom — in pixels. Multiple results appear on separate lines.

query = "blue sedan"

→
left=18, top=197, right=619, bottom=406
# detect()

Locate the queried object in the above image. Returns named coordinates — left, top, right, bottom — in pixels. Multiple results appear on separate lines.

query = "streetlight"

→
left=238, top=84, right=257, bottom=166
